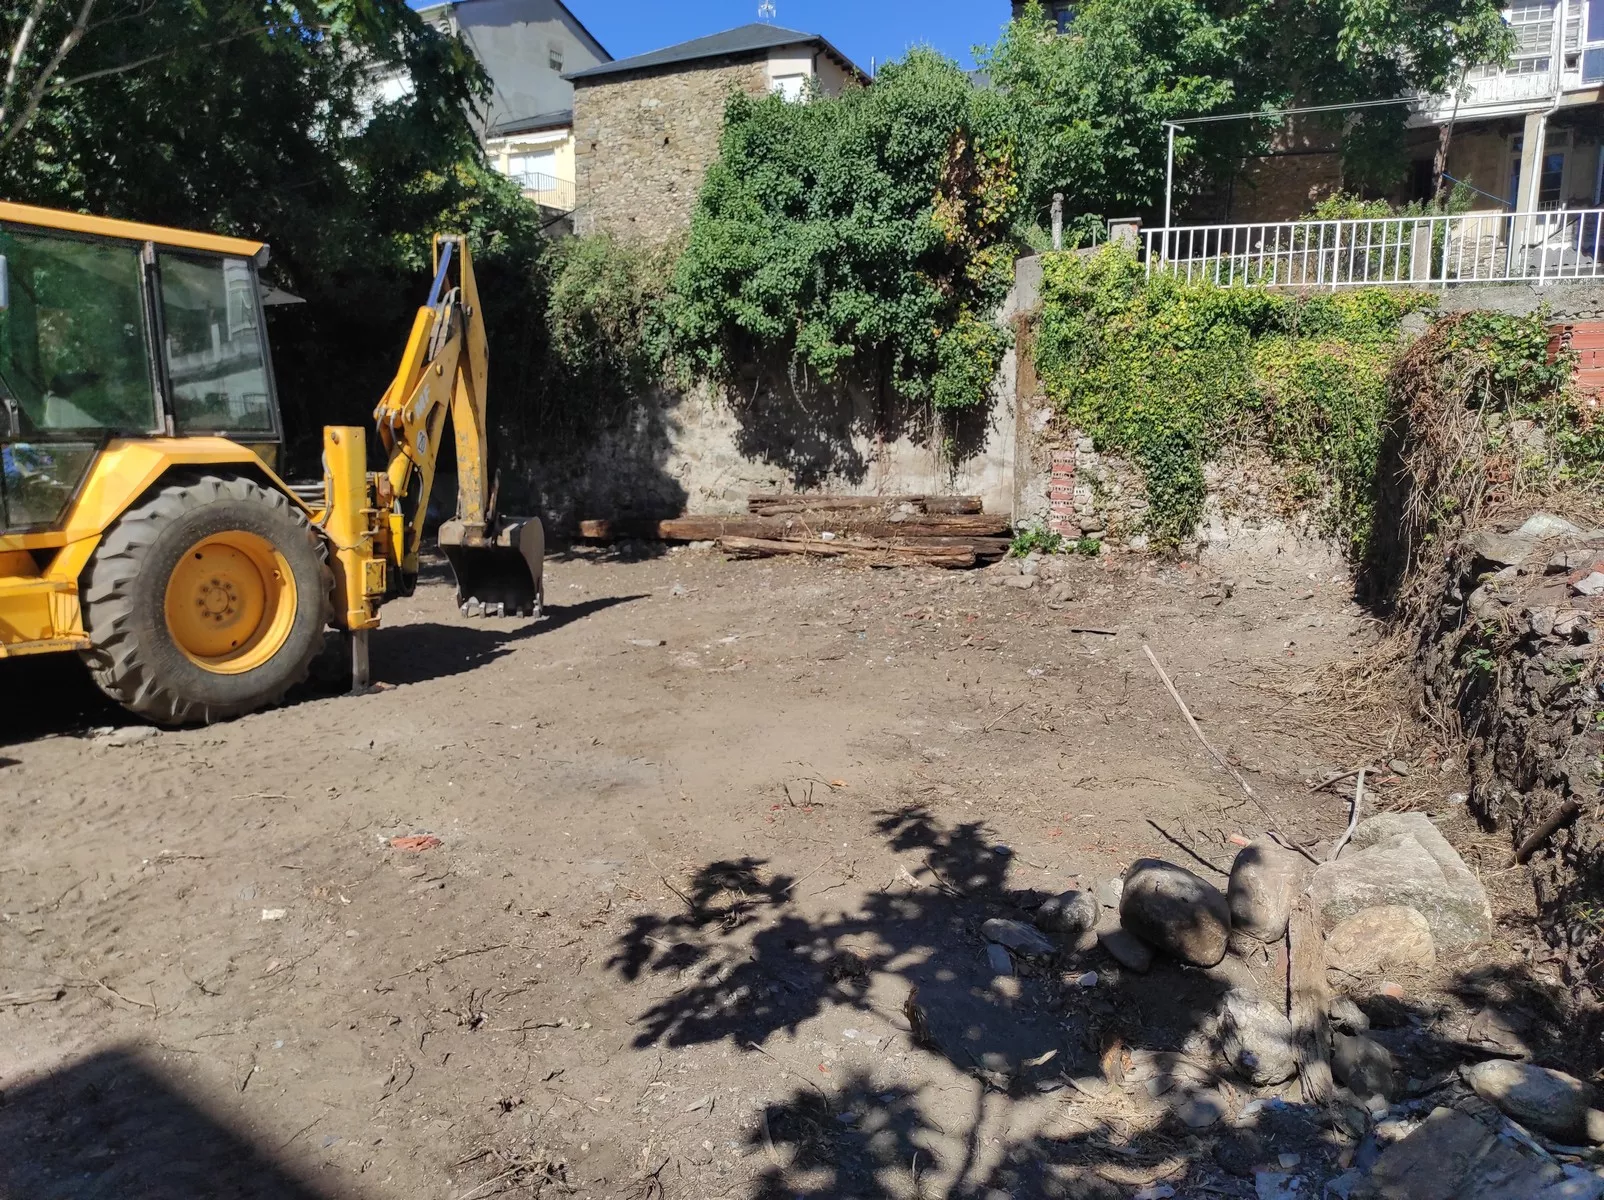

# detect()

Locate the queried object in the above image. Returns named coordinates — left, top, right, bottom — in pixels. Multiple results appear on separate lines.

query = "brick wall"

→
left=572, top=57, right=768, bottom=242
left=1549, top=321, right=1604, bottom=403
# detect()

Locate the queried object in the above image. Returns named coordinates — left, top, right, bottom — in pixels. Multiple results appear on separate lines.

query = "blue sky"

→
left=561, top=0, right=1009, bottom=73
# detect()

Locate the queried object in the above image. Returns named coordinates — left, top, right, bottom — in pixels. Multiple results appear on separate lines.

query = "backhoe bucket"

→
left=438, top=517, right=544, bottom=618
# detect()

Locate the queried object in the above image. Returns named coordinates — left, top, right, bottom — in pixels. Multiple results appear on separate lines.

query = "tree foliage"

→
left=980, top=0, right=1514, bottom=236
left=0, top=1, right=546, bottom=466
left=664, top=50, right=1020, bottom=413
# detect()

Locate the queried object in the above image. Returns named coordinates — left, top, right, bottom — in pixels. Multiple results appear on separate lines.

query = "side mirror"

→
left=0, top=254, right=8, bottom=310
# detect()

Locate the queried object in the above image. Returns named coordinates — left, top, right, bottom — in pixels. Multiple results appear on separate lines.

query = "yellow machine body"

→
left=0, top=201, right=541, bottom=718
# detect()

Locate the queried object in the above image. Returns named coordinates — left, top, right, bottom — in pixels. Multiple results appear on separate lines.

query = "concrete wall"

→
left=572, top=57, right=769, bottom=241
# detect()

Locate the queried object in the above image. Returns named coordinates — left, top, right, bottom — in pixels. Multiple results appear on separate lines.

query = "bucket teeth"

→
left=438, top=517, right=544, bottom=619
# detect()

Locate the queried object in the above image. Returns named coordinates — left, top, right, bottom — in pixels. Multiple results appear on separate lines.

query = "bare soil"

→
left=0, top=545, right=1545, bottom=1199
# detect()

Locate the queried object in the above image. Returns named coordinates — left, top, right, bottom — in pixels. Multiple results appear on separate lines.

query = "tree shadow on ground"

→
left=606, top=804, right=1586, bottom=1199
left=0, top=1046, right=365, bottom=1200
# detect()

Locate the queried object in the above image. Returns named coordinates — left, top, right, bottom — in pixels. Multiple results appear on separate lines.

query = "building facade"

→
left=370, top=0, right=610, bottom=214
left=568, top=24, right=865, bottom=242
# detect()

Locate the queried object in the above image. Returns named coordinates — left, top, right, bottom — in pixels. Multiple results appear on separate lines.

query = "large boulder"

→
left=1463, top=1059, right=1599, bottom=1143
left=1119, top=858, right=1231, bottom=967
left=1310, top=813, right=1491, bottom=950
left=1226, top=840, right=1308, bottom=943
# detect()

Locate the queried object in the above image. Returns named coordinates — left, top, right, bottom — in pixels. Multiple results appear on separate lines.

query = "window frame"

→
left=151, top=246, right=283, bottom=441
left=0, top=220, right=166, bottom=442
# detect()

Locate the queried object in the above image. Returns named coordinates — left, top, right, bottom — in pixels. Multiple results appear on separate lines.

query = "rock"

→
left=1325, top=906, right=1436, bottom=976
left=96, top=725, right=158, bottom=747
left=985, top=942, right=1013, bottom=975
left=1330, top=994, right=1370, bottom=1031
left=1035, top=890, right=1100, bottom=941
left=1219, top=990, right=1298, bottom=1085
left=1331, top=1032, right=1397, bottom=1100
left=1467, top=1007, right=1534, bottom=1059
left=1172, top=1086, right=1227, bottom=1128
left=1388, top=759, right=1412, bottom=777
left=1311, top=813, right=1492, bottom=950
left=1574, top=572, right=1604, bottom=598
left=1003, top=574, right=1037, bottom=590
left=628, top=638, right=666, bottom=647
left=1120, top=859, right=1231, bottom=966
left=1095, top=877, right=1123, bottom=908
left=1519, top=513, right=1584, bottom=539
left=1589, top=1109, right=1604, bottom=1144
left=1463, top=1059, right=1598, bottom=1143
left=1254, top=1173, right=1301, bottom=1200
left=1097, top=926, right=1153, bottom=973
left=1470, top=531, right=1538, bottom=569
left=1536, top=1168, right=1604, bottom=1200
left=1227, top=840, right=1308, bottom=943
left=981, top=918, right=1055, bottom=956
left=1364, top=1107, right=1496, bottom=1200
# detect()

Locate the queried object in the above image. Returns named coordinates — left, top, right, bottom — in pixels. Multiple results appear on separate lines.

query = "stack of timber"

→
left=658, top=494, right=1010, bottom=569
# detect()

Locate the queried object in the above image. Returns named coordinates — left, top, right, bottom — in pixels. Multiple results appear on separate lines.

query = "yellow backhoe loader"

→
left=0, top=201, right=543, bottom=724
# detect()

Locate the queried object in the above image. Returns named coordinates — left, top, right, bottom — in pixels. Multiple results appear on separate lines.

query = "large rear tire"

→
left=80, top=475, right=334, bottom=725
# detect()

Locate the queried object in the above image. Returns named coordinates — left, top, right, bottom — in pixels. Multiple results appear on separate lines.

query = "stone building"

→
left=567, top=23, right=865, bottom=242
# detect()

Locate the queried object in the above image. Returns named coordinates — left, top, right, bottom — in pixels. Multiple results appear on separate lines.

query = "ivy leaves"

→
left=662, top=49, right=1020, bottom=412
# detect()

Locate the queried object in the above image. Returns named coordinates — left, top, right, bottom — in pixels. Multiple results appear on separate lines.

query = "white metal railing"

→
left=507, top=170, right=575, bottom=212
left=1144, top=208, right=1604, bottom=288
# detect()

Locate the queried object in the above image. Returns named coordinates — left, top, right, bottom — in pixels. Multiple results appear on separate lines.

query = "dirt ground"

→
left=0, top=542, right=1546, bottom=1199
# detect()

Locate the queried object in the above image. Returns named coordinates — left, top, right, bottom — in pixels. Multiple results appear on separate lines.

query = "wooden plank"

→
left=658, top=513, right=1008, bottom=541
left=1288, top=892, right=1333, bottom=1105
left=718, top=536, right=975, bottom=568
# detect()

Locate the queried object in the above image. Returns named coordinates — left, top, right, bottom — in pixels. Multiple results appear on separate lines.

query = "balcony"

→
left=507, top=170, right=575, bottom=213
left=1144, top=209, right=1604, bottom=288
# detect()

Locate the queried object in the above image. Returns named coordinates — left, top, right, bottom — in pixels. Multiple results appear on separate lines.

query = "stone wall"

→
left=571, top=57, right=768, bottom=242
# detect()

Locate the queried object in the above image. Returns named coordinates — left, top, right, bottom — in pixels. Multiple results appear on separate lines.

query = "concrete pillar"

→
left=1519, top=110, right=1547, bottom=213
left=1511, top=110, right=1549, bottom=274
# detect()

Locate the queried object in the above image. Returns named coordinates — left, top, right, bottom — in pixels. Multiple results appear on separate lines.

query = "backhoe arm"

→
left=321, top=235, right=542, bottom=647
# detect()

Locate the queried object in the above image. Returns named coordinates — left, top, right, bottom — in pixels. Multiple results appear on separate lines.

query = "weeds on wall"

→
left=1034, top=243, right=1431, bottom=549
left=1036, top=243, right=1595, bottom=561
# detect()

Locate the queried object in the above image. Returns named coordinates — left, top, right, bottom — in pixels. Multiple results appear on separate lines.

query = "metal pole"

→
left=1164, top=123, right=1176, bottom=255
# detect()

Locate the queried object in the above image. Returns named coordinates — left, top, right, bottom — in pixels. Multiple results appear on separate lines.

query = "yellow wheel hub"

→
left=164, top=531, right=298, bottom=674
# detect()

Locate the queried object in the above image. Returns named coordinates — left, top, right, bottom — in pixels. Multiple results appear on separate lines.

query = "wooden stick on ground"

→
left=1329, top=768, right=1365, bottom=862
left=1142, top=643, right=1257, bottom=801
left=1288, top=892, right=1333, bottom=1105
left=1507, top=799, right=1583, bottom=867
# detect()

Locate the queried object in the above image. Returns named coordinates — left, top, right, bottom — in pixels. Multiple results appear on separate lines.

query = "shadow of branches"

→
left=607, top=805, right=1584, bottom=1199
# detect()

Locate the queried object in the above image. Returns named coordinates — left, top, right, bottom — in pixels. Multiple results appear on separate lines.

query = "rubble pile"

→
left=975, top=815, right=1604, bottom=1198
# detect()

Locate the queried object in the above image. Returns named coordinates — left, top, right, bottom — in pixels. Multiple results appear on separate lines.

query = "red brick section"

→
left=1048, top=449, right=1079, bottom=537
left=1549, top=322, right=1604, bottom=402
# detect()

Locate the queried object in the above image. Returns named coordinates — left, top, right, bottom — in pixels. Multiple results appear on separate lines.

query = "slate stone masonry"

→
left=571, top=57, right=768, bottom=242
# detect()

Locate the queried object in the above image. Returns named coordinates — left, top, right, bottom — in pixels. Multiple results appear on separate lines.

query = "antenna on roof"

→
left=757, top=0, right=776, bottom=21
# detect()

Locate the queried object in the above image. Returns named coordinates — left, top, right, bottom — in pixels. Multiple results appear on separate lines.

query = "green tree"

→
left=979, top=0, right=1513, bottom=236
left=664, top=49, right=1020, bottom=415
left=0, top=1, right=545, bottom=467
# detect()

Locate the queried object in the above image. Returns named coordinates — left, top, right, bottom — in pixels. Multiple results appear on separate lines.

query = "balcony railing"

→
left=1144, top=209, right=1604, bottom=288
left=507, top=170, right=575, bottom=212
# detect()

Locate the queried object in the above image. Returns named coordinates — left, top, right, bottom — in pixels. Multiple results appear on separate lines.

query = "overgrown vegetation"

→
left=1036, top=244, right=1431, bottom=548
left=1035, top=244, right=1596, bottom=560
left=663, top=50, right=1019, bottom=414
